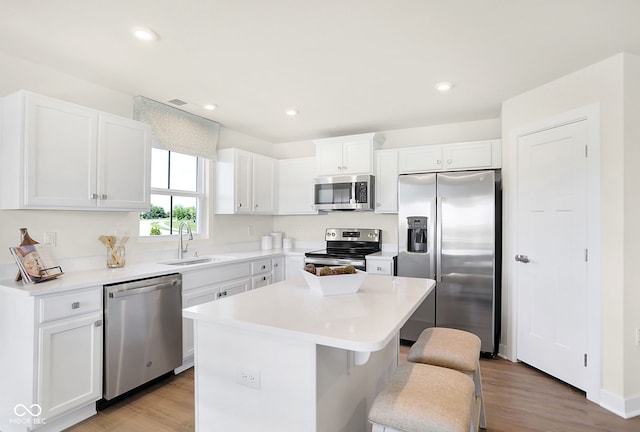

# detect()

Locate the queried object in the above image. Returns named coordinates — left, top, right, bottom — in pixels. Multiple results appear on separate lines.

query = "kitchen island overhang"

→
left=184, top=274, right=434, bottom=432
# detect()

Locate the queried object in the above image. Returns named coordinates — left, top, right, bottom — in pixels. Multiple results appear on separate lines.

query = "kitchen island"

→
left=183, top=274, right=434, bottom=432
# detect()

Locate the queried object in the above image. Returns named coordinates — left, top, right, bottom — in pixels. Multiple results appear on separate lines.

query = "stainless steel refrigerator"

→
left=398, top=170, right=501, bottom=355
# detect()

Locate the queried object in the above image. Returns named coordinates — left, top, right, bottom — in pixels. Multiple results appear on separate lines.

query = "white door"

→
left=516, top=120, right=588, bottom=390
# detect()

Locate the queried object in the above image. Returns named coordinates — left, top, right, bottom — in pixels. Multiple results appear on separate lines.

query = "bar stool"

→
left=369, top=362, right=477, bottom=432
left=407, top=327, right=486, bottom=429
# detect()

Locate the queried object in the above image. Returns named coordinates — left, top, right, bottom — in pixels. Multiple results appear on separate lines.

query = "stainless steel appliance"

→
left=313, top=174, right=375, bottom=211
left=103, top=273, right=182, bottom=400
left=305, top=228, right=382, bottom=271
left=398, top=170, right=501, bottom=355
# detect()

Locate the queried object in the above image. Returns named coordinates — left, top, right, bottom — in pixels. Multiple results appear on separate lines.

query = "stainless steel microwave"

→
left=313, top=174, right=375, bottom=211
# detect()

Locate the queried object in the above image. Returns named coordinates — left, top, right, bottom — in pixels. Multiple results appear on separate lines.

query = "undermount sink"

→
left=160, top=256, right=235, bottom=266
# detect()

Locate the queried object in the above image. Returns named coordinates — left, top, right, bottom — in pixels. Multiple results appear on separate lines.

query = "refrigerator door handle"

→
left=436, top=195, right=442, bottom=282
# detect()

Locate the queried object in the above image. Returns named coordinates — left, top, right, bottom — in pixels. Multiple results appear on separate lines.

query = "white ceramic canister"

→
left=261, top=235, right=273, bottom=250
left=283, top=238, right=294, bottom=249
left=270, top=232, right=283, bottom=249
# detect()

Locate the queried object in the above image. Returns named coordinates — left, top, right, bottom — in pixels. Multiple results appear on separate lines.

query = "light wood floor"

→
left=67, top=348, right=640, bottom=431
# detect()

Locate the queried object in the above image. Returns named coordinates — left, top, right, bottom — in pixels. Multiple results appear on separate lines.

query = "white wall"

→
left=501, top=53, right=639, bottom=405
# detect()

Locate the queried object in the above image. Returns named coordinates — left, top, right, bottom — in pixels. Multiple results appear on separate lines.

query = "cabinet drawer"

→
left=39, top=286, right=102, bottom=323
left=252, top=274, right=272, bottom=289
left=183, top=262, right=252, bottom=290
left=366, top=260, right=394, bottom=275
left=251, top=259, right=272, bottom=275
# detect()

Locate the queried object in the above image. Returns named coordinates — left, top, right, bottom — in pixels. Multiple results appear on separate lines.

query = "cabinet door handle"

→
left=376, top=266, right=382, bottom=271
left=91, top=193, right=98, bottom=199
left=100, top=194, right=107, bottom=200
left=238, top=203, right=242, bottom=208
left=94, top=320, right=102, bottom=327
left=447, top=159, right=452, bottom=164
left=436, top=160, right=441, bottom=165
left=71, top=302, right=80, bottom=309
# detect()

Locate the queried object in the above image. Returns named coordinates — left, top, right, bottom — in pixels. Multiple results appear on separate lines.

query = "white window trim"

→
left=140, top=155, right=208, bottom=239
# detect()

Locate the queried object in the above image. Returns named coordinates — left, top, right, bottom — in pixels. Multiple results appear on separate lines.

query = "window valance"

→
left=133, top=96, right=220, bottom=159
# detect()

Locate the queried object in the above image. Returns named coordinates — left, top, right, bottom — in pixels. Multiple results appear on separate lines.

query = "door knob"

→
left=515, top=254, right=530, bottom=263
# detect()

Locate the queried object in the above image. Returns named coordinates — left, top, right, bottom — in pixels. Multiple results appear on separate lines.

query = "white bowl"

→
left=300, top=268, right=367, bottom=296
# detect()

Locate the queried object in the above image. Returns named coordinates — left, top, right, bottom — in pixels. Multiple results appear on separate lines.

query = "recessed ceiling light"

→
left=131, top=26, right=159, bottom=41
left=285, top=109, right=299, bottom=116
left=204, top=104, right=217, bottom=111
left=435, top=82, right=453, bottom=92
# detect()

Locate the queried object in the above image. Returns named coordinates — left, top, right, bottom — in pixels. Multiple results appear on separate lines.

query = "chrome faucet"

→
left=178, top=221, right=193, bottom=259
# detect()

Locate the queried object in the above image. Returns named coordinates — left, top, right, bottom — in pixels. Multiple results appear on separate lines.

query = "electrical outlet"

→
left=247, top=225, right=254, bottom=236
left=636, top=328, right=640, bottom=346
left=44, top=232, right=57, bottom=247
left=238, top=369, right=261, bottom=389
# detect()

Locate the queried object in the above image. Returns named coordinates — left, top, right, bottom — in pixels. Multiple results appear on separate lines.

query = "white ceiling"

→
left=1, top=0, right=639, bottom=143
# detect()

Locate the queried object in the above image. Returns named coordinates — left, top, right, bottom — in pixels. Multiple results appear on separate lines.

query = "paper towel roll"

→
left=270, top=232, right=283, bottom=249
left=261, top=235, right=273, bottom=250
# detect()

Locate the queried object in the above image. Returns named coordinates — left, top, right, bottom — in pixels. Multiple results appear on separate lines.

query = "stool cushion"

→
left=369, top=363, right=474, bottom=432
left=408, top=328, right=481, bottom=373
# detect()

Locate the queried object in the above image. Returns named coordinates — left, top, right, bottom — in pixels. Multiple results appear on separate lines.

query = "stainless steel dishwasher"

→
left=103, top=273, right=182, bottom=400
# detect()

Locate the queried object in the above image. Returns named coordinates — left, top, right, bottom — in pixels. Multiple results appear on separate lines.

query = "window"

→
left=139, top=149, right=205, bottom=237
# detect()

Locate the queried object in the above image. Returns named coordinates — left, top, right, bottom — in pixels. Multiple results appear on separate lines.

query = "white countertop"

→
left=0, top=248, right=311, bottom=296
left=183, top=274, right=433, bottom=353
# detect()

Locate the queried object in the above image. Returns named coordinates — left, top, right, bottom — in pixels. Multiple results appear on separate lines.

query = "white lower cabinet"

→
left=272, top=257, right=285, bottom=283
left=0, top=285, right=103, bottom=432
left=251, top=258, right=273, bottom=289
left=285, top=254, right=305, bottom=280
left=366, top=256, right=396, bottom=275
left=182, top=287, right=217, bottom=363
left=180, top=262, right=252, bottom=371
left=38, top=312, right=102, bottom=421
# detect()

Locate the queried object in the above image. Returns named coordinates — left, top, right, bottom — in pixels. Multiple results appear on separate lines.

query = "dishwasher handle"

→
left=108, top=280, right=179, bottom=299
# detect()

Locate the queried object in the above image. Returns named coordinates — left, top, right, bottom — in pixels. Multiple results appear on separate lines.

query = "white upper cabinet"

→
left=252, top=153, right=277, bottom=214
left=0, top=90, right=151, bottom=211
left=314, top=132, right=383, bottom=176
left=398, top=139, right=501, bottom=174
left=398, top=145, right=443, bottom=173
left=98, top=113, right=152, bottom=209
left=374, top=149, right=399, bottom=213
left=215, top=148, right=277, bottom=214
left=278, top=157, right=318, bottom=214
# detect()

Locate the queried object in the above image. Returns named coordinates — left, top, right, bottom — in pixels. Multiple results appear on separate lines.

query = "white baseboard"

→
left=175, top=358, right=194, bottom=375
left=600, top=389, right=640, bottom=419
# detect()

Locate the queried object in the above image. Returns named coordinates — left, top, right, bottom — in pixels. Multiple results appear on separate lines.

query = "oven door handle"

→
left=304, top=257, right=366, bottom=268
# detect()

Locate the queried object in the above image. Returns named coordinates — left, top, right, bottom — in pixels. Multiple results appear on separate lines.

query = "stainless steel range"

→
left=304, top=228, right=382, bottom=271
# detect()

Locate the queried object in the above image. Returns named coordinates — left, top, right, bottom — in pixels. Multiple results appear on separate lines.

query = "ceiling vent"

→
left=167, top=98, right=188, bottom=106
